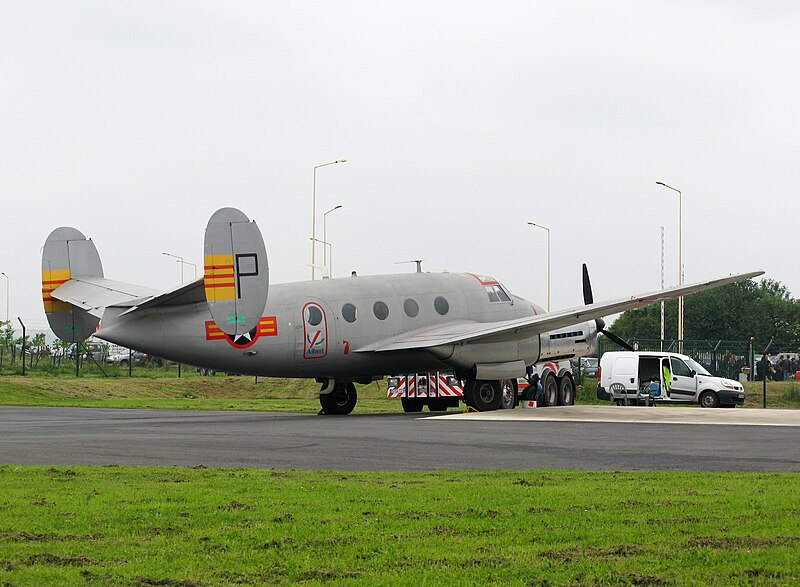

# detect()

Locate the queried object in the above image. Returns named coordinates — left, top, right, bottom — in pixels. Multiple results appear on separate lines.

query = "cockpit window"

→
left=485, top=284, right=511, bottom=302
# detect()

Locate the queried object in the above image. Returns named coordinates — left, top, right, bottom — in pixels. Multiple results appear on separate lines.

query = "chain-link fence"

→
left=598, top=337, right=799, bottom=381
left=0, top=341, right=199, bottom=378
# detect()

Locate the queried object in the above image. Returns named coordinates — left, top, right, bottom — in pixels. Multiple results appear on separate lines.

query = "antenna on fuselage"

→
left=395, top=259, right=424, bottom=273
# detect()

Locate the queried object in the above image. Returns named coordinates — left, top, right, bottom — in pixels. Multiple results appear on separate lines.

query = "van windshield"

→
left=685, top=357, right=711, bottom=376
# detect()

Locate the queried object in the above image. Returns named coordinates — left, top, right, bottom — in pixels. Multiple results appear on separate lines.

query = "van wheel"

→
left=539, top=373, right=558, bottom=407
left=558, top=377, right=575, bottom=406
left=699, top=391, right=719, bottom=408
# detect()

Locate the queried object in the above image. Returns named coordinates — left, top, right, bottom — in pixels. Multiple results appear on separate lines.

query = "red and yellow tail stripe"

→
left=42, top=269, right=72, bottom=313
left=204, top=316, right=278, bottom=341
left=204, top=254, right=236, bottom=301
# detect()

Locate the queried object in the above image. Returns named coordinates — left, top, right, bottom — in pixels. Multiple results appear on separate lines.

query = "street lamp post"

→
left=656, top=181, right=683, bottom=348
left=162, top=252, right=197, bottom=285
left=323, top=205, right=342, bottom=278
left=0, top=272, right=8, bottom=322
left=312, top=159, right=347, bottom=280
left=527, top=222, right=551, bottom=312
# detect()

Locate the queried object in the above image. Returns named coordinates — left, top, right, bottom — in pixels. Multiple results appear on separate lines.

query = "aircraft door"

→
left=294, top=299, right=338, bottom=364
left=669, top=357, right=697, bottom=399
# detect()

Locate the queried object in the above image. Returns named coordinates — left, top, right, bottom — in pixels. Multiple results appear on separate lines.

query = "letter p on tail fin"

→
left=204, top=208, right=269, bottom=336
left=41, top=227, right=103, bottom=342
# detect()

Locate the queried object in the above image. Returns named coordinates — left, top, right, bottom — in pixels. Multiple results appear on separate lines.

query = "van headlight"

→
left=721, top=379, right=740, bottom=390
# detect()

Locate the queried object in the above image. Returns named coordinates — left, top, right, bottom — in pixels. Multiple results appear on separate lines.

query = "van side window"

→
left=670, top=358, right=692, bottom=377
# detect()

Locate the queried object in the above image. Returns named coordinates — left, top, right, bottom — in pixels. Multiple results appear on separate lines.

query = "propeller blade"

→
left=582, top=263, right=593, bottom=305
left=601, top=329, right=635, bottom=352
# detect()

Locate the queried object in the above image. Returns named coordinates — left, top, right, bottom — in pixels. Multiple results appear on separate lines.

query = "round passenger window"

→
left=373, top=301, right=389, bottom=320
left=305, top=305, right=323, bottom=326
left=342, top=303, right=357, bottom=323
left=403, top=299, right=419, bottom=318
left=434, top=296, right=449, bottom=316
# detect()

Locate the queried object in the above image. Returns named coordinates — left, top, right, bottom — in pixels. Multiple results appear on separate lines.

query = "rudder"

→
left=204, top=208, right=269, bottom=336
left=41, top=227, right=103, bottom=342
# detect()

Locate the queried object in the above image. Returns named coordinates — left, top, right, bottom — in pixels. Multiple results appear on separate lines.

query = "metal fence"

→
left=598, top=337, right=799, bottom=381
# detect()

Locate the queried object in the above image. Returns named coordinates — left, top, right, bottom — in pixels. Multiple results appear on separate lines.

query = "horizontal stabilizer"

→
left=51, top=277, right=161, bottom=317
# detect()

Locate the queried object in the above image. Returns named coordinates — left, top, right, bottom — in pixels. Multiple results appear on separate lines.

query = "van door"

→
left=612, top=355, right=638, bottom=393
left=669, top=357, right=697, bottom=400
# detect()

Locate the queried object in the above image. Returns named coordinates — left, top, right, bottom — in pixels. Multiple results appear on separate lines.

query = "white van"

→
left=596, top=351, right=746, bottom=408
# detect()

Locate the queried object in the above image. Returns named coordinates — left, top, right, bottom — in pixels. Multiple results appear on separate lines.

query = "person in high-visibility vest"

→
left=662, top=359, right=671, bottom=395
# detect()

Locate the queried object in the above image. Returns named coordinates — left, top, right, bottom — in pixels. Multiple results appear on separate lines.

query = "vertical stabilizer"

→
left=204, top=208, right=269, bottom=336
left=41, top=227, right=103, bottom=342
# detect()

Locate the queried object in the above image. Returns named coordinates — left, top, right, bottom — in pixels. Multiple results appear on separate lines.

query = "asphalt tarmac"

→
left=2, top=405, right=799, bottom=471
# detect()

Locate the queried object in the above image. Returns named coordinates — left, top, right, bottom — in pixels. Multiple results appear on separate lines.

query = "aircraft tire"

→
left=558, top=376, right=575, bottom=406
left=499, top=379, right=517, bottom=409
left=539, top=373, right=558, bottom=407
left=469, top=379, right=502, bottom=411
left=401, top=397, right=424, bottom=412
left=320, top=382, right=357, bottom=415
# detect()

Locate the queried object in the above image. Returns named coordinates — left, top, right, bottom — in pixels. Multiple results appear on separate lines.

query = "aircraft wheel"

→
left=401, top=397, right=424, bottom=412
left=558, top=376, right=575, bottom=406
left=468, top=379, right=502, bottom=411
left=499, top=379, right=517, bottom=409
left=320, top=382, right=357, bottom=415
left=539, top=373, right=558, bottom=407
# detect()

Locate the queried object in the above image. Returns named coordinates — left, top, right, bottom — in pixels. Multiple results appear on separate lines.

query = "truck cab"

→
left=597, top=351, right=746, bottom=408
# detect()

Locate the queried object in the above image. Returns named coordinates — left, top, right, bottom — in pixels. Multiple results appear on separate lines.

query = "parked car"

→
left=597, top=351, right=745, bottom=408
left=67, top=342, right=108, bottom=361
left=570, top=357, right=598, bottom=377
left=105, top=350, right=163, bottom=367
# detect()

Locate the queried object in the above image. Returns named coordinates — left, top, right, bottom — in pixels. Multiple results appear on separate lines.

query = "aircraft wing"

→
left=355, top=271, right=764, bottom=352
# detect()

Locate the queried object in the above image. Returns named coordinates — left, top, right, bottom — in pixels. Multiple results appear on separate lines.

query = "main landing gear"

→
left=319, top=381, right=358, bottom=415
left=462, top=379, right=518, bottom=411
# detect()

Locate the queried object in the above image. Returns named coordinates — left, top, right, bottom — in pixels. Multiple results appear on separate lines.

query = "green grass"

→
left=1, top=375, right=799, bottom=413
left=0, top=466, right=797, bottom=585
left=0, top=376, right=398, bottom=413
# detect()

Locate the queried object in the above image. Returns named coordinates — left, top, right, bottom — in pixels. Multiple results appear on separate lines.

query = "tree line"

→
left=609, top=278, right=800, bottom=346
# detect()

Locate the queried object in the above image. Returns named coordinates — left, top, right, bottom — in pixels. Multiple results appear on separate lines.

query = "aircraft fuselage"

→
left=96, top=272, right=595, bottom=380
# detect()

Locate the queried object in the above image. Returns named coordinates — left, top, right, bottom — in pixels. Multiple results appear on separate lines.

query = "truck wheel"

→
left=699, top=390, right=719, bottom=408
left=320, top=382, right=357, bottom=415
left=499, top=379, right=517, bottom=409
left=539, top=373, right=558, bottom=407
left=558, top=376, right=575, bottom=406
left=427, top=398, right=449, bottom=412
left=401, top=397, right=424, bottom=412
left=467, top=379, right=502, bottom=411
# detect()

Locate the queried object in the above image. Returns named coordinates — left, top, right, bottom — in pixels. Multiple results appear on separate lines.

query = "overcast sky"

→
left=2, top=1, right=798, bottom=335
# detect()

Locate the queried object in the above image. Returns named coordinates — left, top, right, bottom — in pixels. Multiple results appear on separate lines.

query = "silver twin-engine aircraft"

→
left=41, top=207, right=762, bottom=414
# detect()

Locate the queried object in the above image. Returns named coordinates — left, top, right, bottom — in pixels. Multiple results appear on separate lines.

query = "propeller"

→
left=582, top=263, right=635, bottom=351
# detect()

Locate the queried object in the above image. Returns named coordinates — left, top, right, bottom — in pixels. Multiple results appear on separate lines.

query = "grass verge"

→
left=1, top=466, right=798, bottom=586
left=2, top=375, right=800, bottom=412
